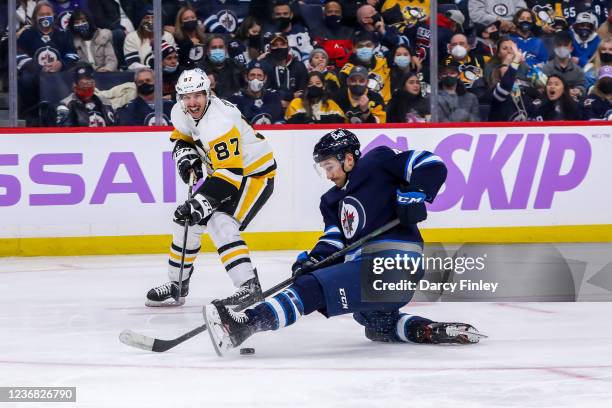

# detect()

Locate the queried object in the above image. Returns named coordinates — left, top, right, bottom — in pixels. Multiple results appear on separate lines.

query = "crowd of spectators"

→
left=1, top=0, right=611, bottom=127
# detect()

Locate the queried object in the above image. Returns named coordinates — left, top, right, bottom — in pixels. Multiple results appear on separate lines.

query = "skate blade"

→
left=145, top=297, right=185, bottom=307
left=456, top=330, right=488, bottom=339
left=203, top=305, right=227, bottom=357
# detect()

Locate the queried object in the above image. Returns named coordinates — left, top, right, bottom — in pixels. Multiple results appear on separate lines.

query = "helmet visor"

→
left=313, top=156, right=342, bottom=179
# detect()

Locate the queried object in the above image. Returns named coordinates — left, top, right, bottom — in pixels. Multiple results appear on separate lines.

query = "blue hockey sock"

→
left=395, top=313, right=433, bottom=343
left=246, top=274, right=324, bottom=331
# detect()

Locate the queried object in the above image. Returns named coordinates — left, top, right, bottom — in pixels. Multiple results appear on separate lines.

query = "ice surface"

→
left=1, top=252, right=611, bottom=408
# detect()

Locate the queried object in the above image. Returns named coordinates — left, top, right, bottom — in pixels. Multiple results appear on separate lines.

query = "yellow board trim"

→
left=1, top=225, right=612, bottom=257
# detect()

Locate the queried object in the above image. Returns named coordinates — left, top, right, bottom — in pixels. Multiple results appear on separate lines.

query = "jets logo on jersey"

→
left=35, top=47, right=60, bottom=66
left=217, top=10, right=238, bottom=33
left=144, top=113, right=169, bottom=126
left=252, top=112, right=272, bottom=124
left=493, top=4, right=509, bottom=17
left=339, top=196, right=366, bottom=239
left=58, top=11, right=73, bottom=30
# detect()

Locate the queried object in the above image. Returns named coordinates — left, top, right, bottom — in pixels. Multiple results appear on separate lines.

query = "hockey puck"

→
left=240, top=347, right=255, bottom=355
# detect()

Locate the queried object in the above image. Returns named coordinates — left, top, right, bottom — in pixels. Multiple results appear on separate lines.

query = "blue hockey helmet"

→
left=313, top=128, right=361, bottom=164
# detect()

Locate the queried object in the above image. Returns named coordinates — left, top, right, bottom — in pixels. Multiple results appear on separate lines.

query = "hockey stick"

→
left=119, top=218, right=401, bottom=352
left=173, top=171, right=197, bottom=303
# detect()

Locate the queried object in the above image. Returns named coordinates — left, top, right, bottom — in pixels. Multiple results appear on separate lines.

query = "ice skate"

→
left=412, top=322, right=483, bottom=344
left=145, top=277, right=190, bottom=307
left=218, top=273, right=263, bottom=308
left=203, top=300, right=254, bottom=356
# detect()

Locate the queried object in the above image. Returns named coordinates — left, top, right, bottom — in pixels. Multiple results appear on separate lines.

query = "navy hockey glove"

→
left=174, top=194, right=214, bottom=226
left=174, top=145, right=204, bottom=184
left=292, top=251, right=320, bottom=276
left=396, top=187, right=427, bottom=226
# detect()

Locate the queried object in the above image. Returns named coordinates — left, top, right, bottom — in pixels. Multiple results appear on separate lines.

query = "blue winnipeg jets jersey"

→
left=310, top=146, right=447, bottom=261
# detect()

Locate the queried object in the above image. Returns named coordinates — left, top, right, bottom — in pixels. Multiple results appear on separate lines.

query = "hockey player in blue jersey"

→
left=203, top=129, right=482, bottom=356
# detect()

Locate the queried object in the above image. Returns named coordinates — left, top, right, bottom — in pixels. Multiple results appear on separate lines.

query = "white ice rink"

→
left=1, top=252, right=611, bottom=408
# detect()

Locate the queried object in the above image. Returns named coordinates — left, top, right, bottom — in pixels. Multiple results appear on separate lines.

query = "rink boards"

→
left=0, top=122, right=611, bottom=256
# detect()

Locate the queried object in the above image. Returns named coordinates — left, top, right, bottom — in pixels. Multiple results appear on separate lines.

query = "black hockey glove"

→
left=291, top=251, right=320, bottom=276
left=174, top=194, right=214, bottom=226
left=396, top=187, right=427, bottom=226
left=174, top=144, right=204, bottom=184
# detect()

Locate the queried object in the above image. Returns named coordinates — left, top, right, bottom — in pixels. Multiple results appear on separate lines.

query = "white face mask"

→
left=248, top=78, right=264, bottom=92
left=451, top=45, right=467, bottom=60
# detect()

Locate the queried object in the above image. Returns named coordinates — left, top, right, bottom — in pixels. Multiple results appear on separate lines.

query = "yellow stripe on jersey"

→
left=234, top=176, right=267, bottom=222
left=212, top=169, right=242, bottom=189
left=209, top=126, right=244, bottom=170
left=244, top=152, right=274, bottom=175
left=170, top=129, right=194, bottom=144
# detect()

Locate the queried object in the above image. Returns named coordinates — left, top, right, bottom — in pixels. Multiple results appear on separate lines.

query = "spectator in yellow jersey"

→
left=285, top=71, right=346, bottom=124
left=334, top=65, right=386, bottom=123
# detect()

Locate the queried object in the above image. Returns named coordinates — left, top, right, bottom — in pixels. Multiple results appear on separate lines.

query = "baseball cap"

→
left=599, top=65, right=612, bottom=79
left=268, top=32, right=288, bottom=45
left=445, top=9, right=465, bottom=26
left=574, top=12, right=597, bottom=27
left=73, top=64, right=94, bottom=82
left=348, top=65, right=369, bottom=80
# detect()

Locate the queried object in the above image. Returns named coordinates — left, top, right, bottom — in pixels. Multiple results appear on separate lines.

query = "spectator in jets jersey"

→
left=123, top=6, right=176, bottom=71
left=262, top=0, right=314, bottom=62
left=173, top=6, right=207, bottom=69
left=582, top=66, right=612, bottom=120
left=509, top=8, right=548, bottom=67
left=228, top=62, right=285, bottom=125
left=56, top=63, right=116, bottom=127
left=468, top=0, right=526, bottom=32
left=117, top=67, right=173, bottom=126
left=571, top=12, right=601, bottom=67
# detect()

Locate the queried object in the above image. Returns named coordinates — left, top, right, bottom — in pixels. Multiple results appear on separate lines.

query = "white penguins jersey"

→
left=170, top=95, right=276, bottom=197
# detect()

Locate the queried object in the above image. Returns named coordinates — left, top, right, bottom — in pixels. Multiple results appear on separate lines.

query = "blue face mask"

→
left=394, top=55, right=410, bottom=68
left=163, top=65, right=178, bottom=73
left=209, top=48, right=226, bottom=63
left=74, top=23, right=90, bottom=35
left=38, top=16, right=54, bottom=29
left=356, top=47, right=373, bottom=62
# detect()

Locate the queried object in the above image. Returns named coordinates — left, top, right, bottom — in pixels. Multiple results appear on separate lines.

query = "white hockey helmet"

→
left=175, top=68, right=211, bottom=96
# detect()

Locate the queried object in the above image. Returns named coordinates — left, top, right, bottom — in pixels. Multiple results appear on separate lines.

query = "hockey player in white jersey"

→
left=146, top=68, right=276, bottom=307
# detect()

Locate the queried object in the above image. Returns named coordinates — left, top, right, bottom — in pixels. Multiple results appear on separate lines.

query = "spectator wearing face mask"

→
left=339, top=31, right=392, bottom=103
left=56, top=63, right=116, bottom=127
left=123, top=6, right=176, bottom=71
left=584, top=38, right=612, bottom=91
left=231, top=16, right=265, bottom=67
left=17, top=1, right=79, bottom=123
left=542, top=31, right=586, bottom=99
left=509, top=8, right=548, bottom=67
left=473, top=21, right=502, bottom=62
left=48, top=0, right=89, bottom=31
left=532, top=74, right=582, bottom=120
left=388, top=44, right=419, bottom=94
left=311, top=0, right=354, bottom=41
left=437, top=64, right=481, bottom=122
left=262, top=0, right=313, bottom=62
left=259, top=33, right=309, bottom=109
left=334, top=65, right=386, bottom=123
left=571, top=12, right=601, bottom=67
left=158, top=42, right=183, bottom=101
left=443, top=33, right=486, bottom=95
left=174, top=6, right=207, bottom=68
left=386, top=72, right=430, bottom=123
left=68, top=9, right=117, bottom=72
left=354, top=4, right=402, bottom=50
left=582, top=66, right=612, bottom=120
left=117, top=67, right=173, bottom=126
left=228, top=62, right=285, bottom=125
left=285, top=71, right=346, bottom=124
left=307, top=48, right=341, bottom=93
left=198, top=34, right=245, bottom=99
